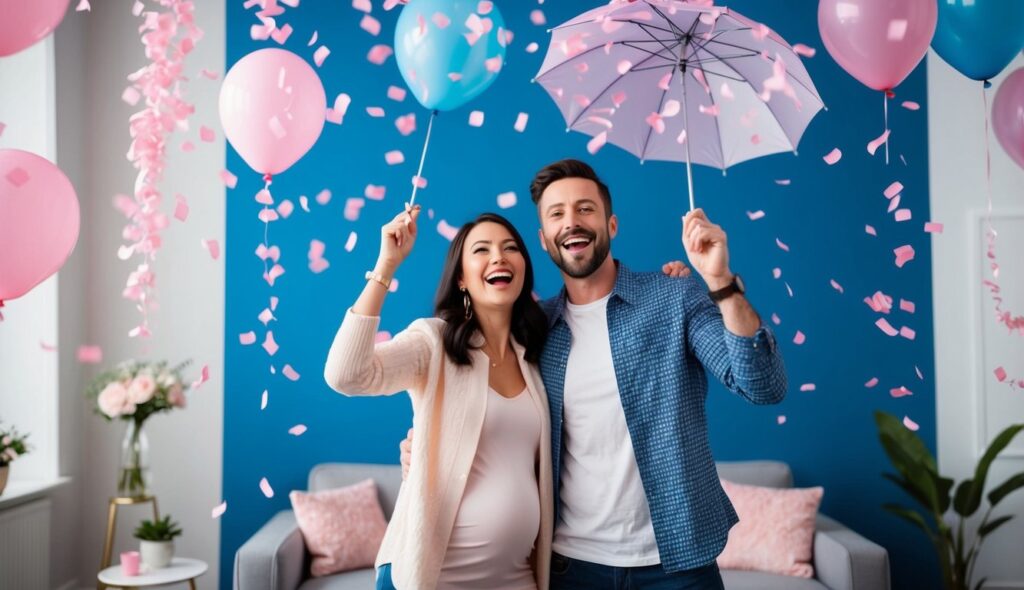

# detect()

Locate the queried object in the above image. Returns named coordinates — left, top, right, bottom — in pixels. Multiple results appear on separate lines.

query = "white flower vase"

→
left=139, top=539, right=174, bottom=569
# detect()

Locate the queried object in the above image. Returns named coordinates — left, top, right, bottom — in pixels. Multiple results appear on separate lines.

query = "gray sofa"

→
left=234, top=461, right=890, bottom=590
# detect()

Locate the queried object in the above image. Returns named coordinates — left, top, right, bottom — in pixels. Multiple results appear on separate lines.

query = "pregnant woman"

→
left=324, top=205, right=553, bottom=590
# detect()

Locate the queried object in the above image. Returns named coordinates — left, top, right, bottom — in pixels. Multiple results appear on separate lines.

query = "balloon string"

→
left=883, top=90, right=890, bottom=165
left=409, top=110, right=437, bottom=208
left=262, top=175, right=272, bottom=277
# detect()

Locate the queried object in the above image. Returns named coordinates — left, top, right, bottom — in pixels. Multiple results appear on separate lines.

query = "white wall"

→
left=930, top=51, right=1024, bottom=590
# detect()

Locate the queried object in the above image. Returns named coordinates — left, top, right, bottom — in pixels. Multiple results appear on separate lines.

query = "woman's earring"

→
left=461, top=287, right=473, bottom=320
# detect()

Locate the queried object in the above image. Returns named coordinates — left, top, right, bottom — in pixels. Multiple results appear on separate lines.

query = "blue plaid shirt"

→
left=539, top=262, right=787, bottom=572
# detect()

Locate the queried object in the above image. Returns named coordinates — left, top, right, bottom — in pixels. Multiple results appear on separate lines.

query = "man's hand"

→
left=682, top=208, right=731, bottom=290
left=661, top=260, right=692, bottom=278
left=399, top=428, right=413, bottom=480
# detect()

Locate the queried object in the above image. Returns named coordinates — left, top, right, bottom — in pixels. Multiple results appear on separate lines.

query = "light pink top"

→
left=437, top=387, right=541, bottom=590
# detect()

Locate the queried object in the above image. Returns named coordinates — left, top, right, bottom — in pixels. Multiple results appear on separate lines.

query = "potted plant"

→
left=134, top=514, right=182, bottom=569
left=0, top=422, right=30, bottom=496
left=85, top=360, right=191, bottom=498
left=875, top=410, right=1024, bottom=590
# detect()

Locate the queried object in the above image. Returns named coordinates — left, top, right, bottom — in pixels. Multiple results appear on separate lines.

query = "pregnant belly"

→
left=439, top=468, right=540, bottom=588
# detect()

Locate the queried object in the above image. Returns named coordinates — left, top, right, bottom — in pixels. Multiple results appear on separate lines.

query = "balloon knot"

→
left=983, top=80, right=992, bottom=89
left=263, top=173, right=273, bottom=182
left=884, top=89, right=895, bottom=99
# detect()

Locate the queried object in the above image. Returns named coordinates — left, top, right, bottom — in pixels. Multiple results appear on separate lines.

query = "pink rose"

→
left=4, top=448, right=18, bottom=461
left=1, top=435, right=10, bottom=446
left=168, top=383, right=186, bottom=408
left=128, top=373, right=157, bottom=405
left=98, top=382, right=135, bottom=418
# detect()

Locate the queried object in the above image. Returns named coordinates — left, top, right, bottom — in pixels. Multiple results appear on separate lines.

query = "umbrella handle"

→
left=680, top=64, right=695, bottom=213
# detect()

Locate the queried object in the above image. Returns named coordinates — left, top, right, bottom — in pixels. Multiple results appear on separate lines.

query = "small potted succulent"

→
left=133, top=514, right=182, bottom=569
left=0, top=422, right=31, bottom=496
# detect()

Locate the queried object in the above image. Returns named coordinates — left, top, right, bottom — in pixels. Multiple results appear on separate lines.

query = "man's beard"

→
left=546, top=227, right=610, bottom=279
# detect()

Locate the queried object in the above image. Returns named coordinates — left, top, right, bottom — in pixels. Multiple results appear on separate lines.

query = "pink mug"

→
left=120, top=551, right=140, bottom=576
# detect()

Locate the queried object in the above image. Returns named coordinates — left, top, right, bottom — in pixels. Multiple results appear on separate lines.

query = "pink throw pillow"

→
left=289, top=478, right=388, bottom=577
left=717, top=479, right=824, bottom=578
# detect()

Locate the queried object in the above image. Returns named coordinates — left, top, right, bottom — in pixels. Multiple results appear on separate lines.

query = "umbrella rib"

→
left=701, top=37, right=820, bottom=99
left=564, top=41, right=682, bottom=130
left=536, top=37, right=678, bottom=80
left=639, top=65, right=677, bottom=161
left=645, top=1, right=690, bottom=38
left=621, top=41, right=682, bottom=63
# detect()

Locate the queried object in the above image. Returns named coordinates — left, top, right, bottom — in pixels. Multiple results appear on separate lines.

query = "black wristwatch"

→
left=708, top=274, right=745, bottom=302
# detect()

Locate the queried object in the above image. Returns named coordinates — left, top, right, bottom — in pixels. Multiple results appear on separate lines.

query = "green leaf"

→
left=988, top=472, right=1024, bottom=507
left=957, top=424, right=1024, bottom=516
left=979, top=515, right=1013, bottom=537
left=883, top=503, right=937, bottom=541
left=973, top=577, right=988, bottom=590
left=883, top=473, right=937, bottom=514
left=875, top=411, right=939, bottom=473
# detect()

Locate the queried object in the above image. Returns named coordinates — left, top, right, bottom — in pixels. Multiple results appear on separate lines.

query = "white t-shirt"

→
left=551, top=293, right=661, bottom=566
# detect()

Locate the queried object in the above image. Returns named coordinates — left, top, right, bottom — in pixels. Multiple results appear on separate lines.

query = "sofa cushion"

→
left=721, top=570, right=829, bottom=590
left=716, top=460, right=793, bottom=489
left=717, top=479, right=823, bottom=578
left=290, top=478, right=388, bottom=577
left=298, top=567, right=376, bottom=590
left=309, top=463, right=404, bottom=519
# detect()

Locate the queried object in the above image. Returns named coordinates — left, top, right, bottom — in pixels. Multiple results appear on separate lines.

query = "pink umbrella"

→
left=535, top=0, right=824, bottom=211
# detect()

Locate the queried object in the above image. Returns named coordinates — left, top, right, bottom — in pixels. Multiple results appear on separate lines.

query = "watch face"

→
left=734, top=274, right=745, bottom=293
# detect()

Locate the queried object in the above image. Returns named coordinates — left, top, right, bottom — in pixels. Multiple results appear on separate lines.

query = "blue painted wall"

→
left=223, top=1, right=936, bottom=588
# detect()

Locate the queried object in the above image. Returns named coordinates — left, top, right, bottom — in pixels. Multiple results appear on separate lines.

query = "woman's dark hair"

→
left=434, top=213, right=548, bottom=366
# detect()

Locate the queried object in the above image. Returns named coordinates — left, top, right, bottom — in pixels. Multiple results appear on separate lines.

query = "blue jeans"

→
left=375, top=563, right=396, bottom=590
left=549, top=553, right=725, bottom=590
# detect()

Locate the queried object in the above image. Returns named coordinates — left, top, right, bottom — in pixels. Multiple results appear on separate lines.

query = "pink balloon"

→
left=993, top=68, right=1024, bottom=171
left=219, top=48, right=327, bottom=176
left=818, top=0, right=937, bottom=92
left=0, top=149, right=80, bottom=303
left=0, top=0, right=72, bottom=57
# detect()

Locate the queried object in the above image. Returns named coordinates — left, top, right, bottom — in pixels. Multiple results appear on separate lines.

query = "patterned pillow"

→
left=289, top=478, right=388, bottom=577
left=717, top=479, right=824, bottom=578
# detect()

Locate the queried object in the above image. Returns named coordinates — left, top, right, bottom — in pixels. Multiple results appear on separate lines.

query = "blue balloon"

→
left=394, top=0, right=507, bottom=111
left=931, top=0, right=1024, bottom=82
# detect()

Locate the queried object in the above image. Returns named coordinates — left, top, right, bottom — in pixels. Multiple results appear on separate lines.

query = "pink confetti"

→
left=775, top=179, right=791, bottom=186
left=326, top=93, right=352, bottom=124
left=344, top=232, right=357, bottom=252
left=899, top=326, right=916, bottom=340
left=191, top=365, right=210, bottom=391
left=887, top=194, right=901, bottom=213
left=344, top=197, right=366, bottom=221
left=530, top=9, right=545, bottom=25
left=77, top=345, right=103, bottom=364
left=894, top=209, right=912, bottom=222
left=514, top=112, right=529, bottom=132
left=314, top=46, right=331, bottom=67
left=884, top=181, right=903, bottom=199
left=865, top=377, right=879, bottom=388
left=259, top=477, right=274, bottom=498
left=365, top=184, right=386, bottom=200
left=746, top=210, right=765, bottom=221
left=775, top=238, right=790, bottom=252
left=699, top=104, right=720, bottom=117
left=411, top=175, right=427, bottom=189
left=777, top=415, right=787, bottom=425
left=122, top=87, right=141, bottom=106
left=800, top=383, right=816, bottom=392
left=890, top=386, right=913, bottom=398
left=315, top=189, right=332, bottom=205
left=771, top=313, right=781, bottom=325
left=612, top=91, right=627, bottom=108
left=261, top=389, right=268, bottom=409
left=866, top=291, right=893, bottom=313
left=902, top=101, right=920, bottom=111
left=433, top=11, right=451, bottom=28
left=40, top=341, right=56, bottom=352
left=202, top=239, right=220, bottom=260
left=353, top=0, right=372, bottom=12
left=367, top=106, right=386, bottom=117
left=288, top=424, right=308, bottom=436
left=916, top=366, right=924, bottom=380
left=924, top=222, right=943, bottom=234
left=437, top=219, right=458, bottom=241
left=876, top=318, right=899, bottom=336
left=375, top=331, right=393, bottom=343
left=995, top=367, right=1007, bottom=382
left=271, top=24, right=293, bottom=45
left=772, top=268, right=782, bottom=279
left=865, top=224, right=877, bottom=236
left=361, top=14, right=381, bottom=35
left=200, top=125, right=215, bottom=142
left=900, top=299, right=916, bottom=313
left=367, top=44, right=393, bottom=65
left=830, top=279, right=844, bottom=294
left=220, top=169, right=238, bottom=188
left=477, top=1, right=492, bottom=14
left=587, top=131, right=608, bottom=154
left=823, top=148, right=842, bottom=165
left=76, top=0, right=90, bottom=11
left=526, top=42, right=539, bottom=53
left=200, top=69, right=220, bottom=80
left=240, top=331, right=257, bottom=345
left=760, top=54, right=801, bottom=108
left=903, top=416, right=919, bottom=431
left=793, top=43, right=815, bottom=57
left=646, top=112, right=665, bottom=134
left=485, top=56, right=503, bottom=73
left=181, top=141, right=195, bottom=152
left=497, top=191, right=517, bottom=209
left=174, top=194, right=189, bottom=222
left=387, top=86, right=407, bottom=101
left=894, top=244, right=915, bottom=268
left=395, top=113, right=416, bottom=135
left=868, top=129, right=891, bottom=156
left=385, top=150, right=405, bottom=165
left=263, top=264, right=285, bottom=286
left=211, top=501, right=227, bottom=519
left=448, top=72, right=463, bottom=82
left=793, top=331, right=806, bottom=345
left=469, top=111, right=485, bottom=127
left=282, top=365, right=300, bottom=381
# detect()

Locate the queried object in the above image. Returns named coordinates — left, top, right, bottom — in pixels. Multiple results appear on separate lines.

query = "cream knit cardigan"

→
left=324, top=310, right=553, bottom=590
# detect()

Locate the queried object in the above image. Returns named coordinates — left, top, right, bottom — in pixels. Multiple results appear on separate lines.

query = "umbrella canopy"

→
left=535, top=0, right=824, bottom=209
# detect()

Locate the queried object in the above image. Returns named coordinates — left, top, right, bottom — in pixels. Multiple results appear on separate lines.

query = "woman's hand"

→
left=376, top=204, right=421, bottom=276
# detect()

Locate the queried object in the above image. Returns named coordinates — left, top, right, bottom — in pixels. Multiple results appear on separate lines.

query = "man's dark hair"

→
left=529, top=158, right=613, bottom=216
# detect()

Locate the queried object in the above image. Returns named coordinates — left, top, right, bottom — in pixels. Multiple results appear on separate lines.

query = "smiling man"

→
left=532, top=158, right=787, bottom=589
